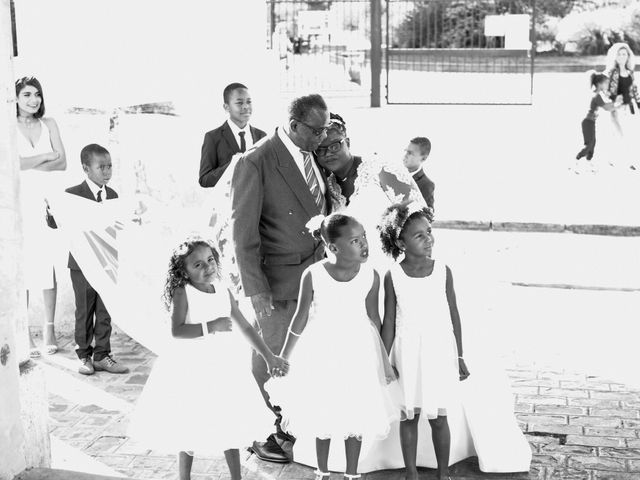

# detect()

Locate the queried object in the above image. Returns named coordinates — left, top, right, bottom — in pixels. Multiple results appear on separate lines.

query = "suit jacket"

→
left=413, top=168, right=435, bottom=210
left=230, top=128, right=331, bottom=301
left=66, top=180, right=118, bottom=271
left=199, top=122, right=267, bottom=188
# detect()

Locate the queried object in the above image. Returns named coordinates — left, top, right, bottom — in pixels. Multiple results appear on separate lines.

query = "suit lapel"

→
left=250, top=126, right=261, bottom=143
left=314, top=155, right=332, bottom=213
left=273, top=132, right=319, bottom=217
left=80, top=180, right=95, bottom=201
left=221, top=122, right=240, bottom=152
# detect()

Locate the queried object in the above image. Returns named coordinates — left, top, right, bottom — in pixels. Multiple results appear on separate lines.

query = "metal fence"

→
left=385, top=0, right=535, bottom=104
left=265, top=0, right=536, bottom=104
left=265, top=0, right=372, bottom=97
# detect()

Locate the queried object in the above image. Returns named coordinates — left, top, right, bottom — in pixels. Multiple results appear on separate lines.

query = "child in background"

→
left=378, top=202, right=469, bottom=480
left=66, top=144, right=127, bottom=375
left=574, top=71, right=622, bottom=173
left=129, top=237, right=288, bottom=480
left=267, top=213, right=398, bottom=480
left=402, top=137, right=435, bottom=210
left=198, top=82, right=267, bottom=188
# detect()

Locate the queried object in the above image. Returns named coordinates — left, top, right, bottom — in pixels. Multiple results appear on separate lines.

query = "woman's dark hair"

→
left=15, top=76, right=45, bottom=118
left=327, top=112, right=347, bottom=136
left=162, top=236, right=220, bottom=311
left=378, top=202, right=434, bottom=260
left=588, top=70, right=609, bottom=89
left=310, top=213, right=358, bottom=244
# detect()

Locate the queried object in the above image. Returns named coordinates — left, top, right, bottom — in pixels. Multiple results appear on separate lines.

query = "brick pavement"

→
left=32, top=326, right=640, bottom=480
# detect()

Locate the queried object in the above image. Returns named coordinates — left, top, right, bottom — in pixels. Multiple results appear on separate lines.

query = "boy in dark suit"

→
left=67, top=144, right=128, bottom=375
left=403, top=136, right=435, bottom=210
left=198, top=83, right=267, bottom=188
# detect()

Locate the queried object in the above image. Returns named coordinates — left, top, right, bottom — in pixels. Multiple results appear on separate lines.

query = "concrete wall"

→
left=1, top=1, right=51, bottom=477
left=0, top=0, right=29, bottom=477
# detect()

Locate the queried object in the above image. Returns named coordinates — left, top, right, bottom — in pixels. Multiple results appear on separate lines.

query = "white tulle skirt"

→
left=128, top=332, right=273, bottom=454
left=291, top=354, right=532, bottom=473
left=266, top=316, right=399, bottom=442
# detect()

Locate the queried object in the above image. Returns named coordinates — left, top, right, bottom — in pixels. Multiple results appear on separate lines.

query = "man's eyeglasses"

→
left=294, top=119, right=329, bottom=137
left=315, top=138, right=346, bottom=157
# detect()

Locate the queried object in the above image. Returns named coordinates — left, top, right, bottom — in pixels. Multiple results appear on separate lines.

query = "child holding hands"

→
left=267, top=213, right=398, bottom=480
left=378, top=202, right=469, bottom=480
left=129, top=236, right=288, bottom=480
left=574, top=71, right=623, bottom=172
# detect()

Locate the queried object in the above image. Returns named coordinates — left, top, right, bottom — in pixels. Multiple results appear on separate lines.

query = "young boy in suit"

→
left=403, top=136, right=435, bottom=210
left=67, top=144, right=129, bottom=375
left=198, top=82, right=267, bottom=188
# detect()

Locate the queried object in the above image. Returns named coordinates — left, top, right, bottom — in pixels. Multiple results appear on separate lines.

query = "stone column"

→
left=0, top=0, right=28, bottom=477
left=0, top=0, right=50, bottom=477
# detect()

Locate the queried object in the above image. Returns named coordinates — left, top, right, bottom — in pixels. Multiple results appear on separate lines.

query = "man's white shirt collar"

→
left=277, top=126, right=325, bottom=194
left=227, top=119, right=253, bottom=149
left=86, top=179, right=106, bottom=201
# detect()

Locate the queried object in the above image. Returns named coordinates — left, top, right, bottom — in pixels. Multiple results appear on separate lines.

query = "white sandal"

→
left=343, top=475, right=361, bottom=479
left=314, top=470, right=331, bottom=480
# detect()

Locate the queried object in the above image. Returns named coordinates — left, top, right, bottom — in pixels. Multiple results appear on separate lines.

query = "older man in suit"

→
left=230, top=94, right=331, bottom=463
left=199, top=83, right=266, bottom=188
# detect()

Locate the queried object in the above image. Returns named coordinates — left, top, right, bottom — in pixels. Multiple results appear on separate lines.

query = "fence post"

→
left=370, top=0, right=382, bottom=107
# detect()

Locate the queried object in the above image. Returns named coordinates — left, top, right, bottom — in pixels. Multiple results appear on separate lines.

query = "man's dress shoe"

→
left=251, top=433, right=292, bottom=463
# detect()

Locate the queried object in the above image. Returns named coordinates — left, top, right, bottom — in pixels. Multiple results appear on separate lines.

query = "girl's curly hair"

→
left=162, top=236, right=220, bottom=311
left=377, top=202, right=434, bottom=260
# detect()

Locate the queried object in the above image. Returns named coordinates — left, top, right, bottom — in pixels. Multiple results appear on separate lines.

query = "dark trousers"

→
left=251, top=299, right=297, bottom=426
left=70, top=269, right=112, bottom=361
left=577, top=118, right=596, bottom=160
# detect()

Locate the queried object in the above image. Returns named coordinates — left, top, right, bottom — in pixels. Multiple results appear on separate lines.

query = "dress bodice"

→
left=391, top=261, right=452, bottom=338
left=184, top=283, right=231, bottom=325
left=17, top=119, right=53, bottom=157
left=327, top=155, right=424, bottom=214
left=309, top=260, right=374, bottom=328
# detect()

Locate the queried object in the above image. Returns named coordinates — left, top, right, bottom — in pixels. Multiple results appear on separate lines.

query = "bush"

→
left=556, top=1, right=640, bottom=54
left=393, top=0, right=532, bottom=49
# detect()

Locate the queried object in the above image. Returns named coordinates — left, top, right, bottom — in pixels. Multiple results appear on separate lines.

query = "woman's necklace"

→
left=18, top=116, right=37, bottom=129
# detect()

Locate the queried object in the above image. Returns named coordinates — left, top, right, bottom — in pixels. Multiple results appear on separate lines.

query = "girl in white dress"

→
left=378, top=202, right=469, bottom=480
left=129, top=236, right=288, bottom=480
left=267, top=213, right=399, bottom=480
left=15, top=76, right=67, bottom=357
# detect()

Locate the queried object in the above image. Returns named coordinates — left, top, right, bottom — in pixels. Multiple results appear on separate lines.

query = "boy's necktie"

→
left=96, top=190, right=103, bottom=202
left=238, top=131, right=246, bottom=153
left=301, top=151, right=326, bottom=214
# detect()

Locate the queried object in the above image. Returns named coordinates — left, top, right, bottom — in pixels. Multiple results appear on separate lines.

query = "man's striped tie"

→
left=302, top=151, right=326, bottom=214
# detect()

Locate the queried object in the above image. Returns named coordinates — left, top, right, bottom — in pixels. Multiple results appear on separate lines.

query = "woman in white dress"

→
left=15, top=76, right=67, bottom=357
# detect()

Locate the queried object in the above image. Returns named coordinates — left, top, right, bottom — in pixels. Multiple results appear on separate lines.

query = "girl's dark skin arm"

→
left=228, top=290, right=288, bottom=375
left=381, top=270, right=397, bottom=355
left=280, top=270, right=314, bottom=360
left=446, top=266, right=470, bottom=380
left=365, top=270, right=382, bottom=330
left=170, top=287, right=232, bottom=339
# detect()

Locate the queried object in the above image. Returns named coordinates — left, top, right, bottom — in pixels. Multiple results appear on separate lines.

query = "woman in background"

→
left=15, top=76, right=67, bottom=357
left=604, top=43, right=640, bottom=170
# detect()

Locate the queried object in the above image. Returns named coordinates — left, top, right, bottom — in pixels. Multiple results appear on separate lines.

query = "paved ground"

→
left=33, top=295, right=640, bottom=480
